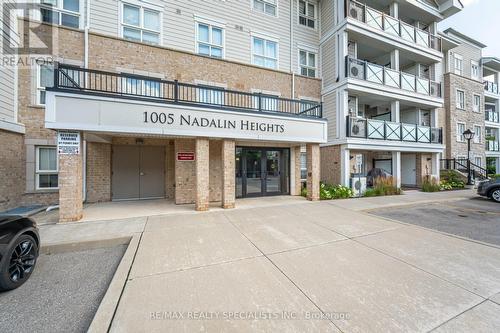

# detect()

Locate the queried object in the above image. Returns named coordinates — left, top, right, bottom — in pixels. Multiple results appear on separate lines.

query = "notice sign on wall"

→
left=57, top=131, right=80, bottom=155
left=177, top=152, right=195, bottom=161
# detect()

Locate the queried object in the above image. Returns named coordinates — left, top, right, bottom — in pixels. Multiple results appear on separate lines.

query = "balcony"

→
left=484, top=81, right=499, bottom=95
left=347, top=57, right=442, bottom=98
left=50, top=64, right=323, bottom=119
left=346, top=0, right=442, bottom=52
left=486, top=109, right=499, bottom=123
left=486, top=140, right=500, bottom=152
left=346, top=116, right=442, bottom=144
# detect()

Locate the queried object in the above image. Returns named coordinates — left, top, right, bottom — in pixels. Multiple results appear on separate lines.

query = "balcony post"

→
left=392, top=151, right=401, bottom=189
left=258, top=92, right=262, bottom=112
left=174, top=79, right=179, bottom=103
left=53, top=62, right=59, bottom=89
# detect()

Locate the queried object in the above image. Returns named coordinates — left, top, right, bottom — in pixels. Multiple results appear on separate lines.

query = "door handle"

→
left=140, top=172, right=145, bottom=176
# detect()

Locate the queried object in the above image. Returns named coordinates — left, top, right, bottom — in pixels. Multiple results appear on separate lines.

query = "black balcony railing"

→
left=346, top=116, right=442, bottom=144
left=49, top=64, right=323, bottom=119
left=346, top=0, right=442, bottom=52
left=346, top=57, right=442, bottom=98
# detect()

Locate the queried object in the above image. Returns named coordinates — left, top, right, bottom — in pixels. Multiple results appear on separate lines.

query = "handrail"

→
left=346, top=56, right=441, bottom=97
left=49, top=63, right=323, bottom=119
left=346, top=0, right=442, bottom=52
left=346, top=116, right=442, bottom=144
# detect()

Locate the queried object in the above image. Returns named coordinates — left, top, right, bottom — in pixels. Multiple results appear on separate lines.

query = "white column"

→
left=392, top=151, right=401, bottom=188
left=391, top=100, right=400, bottom=123
left=339, top=89, right=349, bottom=138
left=389, top=2, right=399, bottom=18
left=391, top=49, right=400, bottom=71
left=338, top=30, right=349, bottom=79
left=431, top=152, right=441, bottom=182
left=341, top=146, right=351, bottom=187
left=431, top=108, right=438, bottom=127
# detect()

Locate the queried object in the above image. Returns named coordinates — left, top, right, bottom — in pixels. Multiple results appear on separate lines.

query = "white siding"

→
left=323, top=91, right=337, bottom=138
left=292, top=0, right=320, bottom=74
left=448, top=41, right=482, bottom=80
left=320, top=0, right=335, bottom=37
left=321, top=35, right=336, bottom=89
left=0, top=0, right=18, bottom=123
left=90, top=0, right=120, bottom=37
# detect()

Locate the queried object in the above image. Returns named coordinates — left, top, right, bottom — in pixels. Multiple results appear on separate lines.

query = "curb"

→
left=87, top=234, right=141, bottom=333
left=40, top=237, right=132, bottom=255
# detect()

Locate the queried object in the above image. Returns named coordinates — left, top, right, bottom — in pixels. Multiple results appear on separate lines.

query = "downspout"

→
left=290, top=0, right=295, bottom=99
left=82, top=0, right=91, bottom=202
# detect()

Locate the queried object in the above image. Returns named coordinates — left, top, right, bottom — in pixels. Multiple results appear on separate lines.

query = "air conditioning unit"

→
left=349, top=5, right=363, bottom=20
left=350, top=63, right=364, bottom=79
left=350, top=177, right=367, bottom=196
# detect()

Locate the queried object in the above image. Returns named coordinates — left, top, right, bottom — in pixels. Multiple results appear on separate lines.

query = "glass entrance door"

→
left=235, top=147, right=289, bottom=198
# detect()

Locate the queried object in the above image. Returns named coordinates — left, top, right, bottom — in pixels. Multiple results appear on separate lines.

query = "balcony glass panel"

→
left=416, top=77, right=430, bottom=95
left=366, top=63, right=384, bottom=84
left=400, top=22, right=415, bottom=43
left=385, top=68, right=400, bottom=88
left=367, top=119, right=385, bottom=139
left=415, top=29, right=429, bottom=47
left=386, top=122, right=401, bottom=140
left=485, top=81, right=499, bottom=94
left=417, top=125, right=431, bottom=143
left=384, top=15, right=399, bottom=36
left=400, top=72, right=416, bottom=92
left=402, top=124, right=416, bottom=141
left=365, top=7, right=383, bottom=30
left=485, top=109, right=499, bottom=122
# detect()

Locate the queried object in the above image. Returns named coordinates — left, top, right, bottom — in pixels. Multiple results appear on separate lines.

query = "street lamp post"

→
left=463, top=129, right=475, bottom=185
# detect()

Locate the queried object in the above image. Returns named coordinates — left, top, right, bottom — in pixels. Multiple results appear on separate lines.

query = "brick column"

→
left=292, top=146, right=302, bottom=195
left=221, top=140, right=235, bottom=209
left=59, top=142, right=83, bottom=222
left=306, top=143, right=320, bottom=201
left=195, top=138, right=210, bottom=211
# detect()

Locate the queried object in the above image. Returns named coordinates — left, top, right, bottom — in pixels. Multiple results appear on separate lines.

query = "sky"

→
left=438, top=0, right=500, bottom=57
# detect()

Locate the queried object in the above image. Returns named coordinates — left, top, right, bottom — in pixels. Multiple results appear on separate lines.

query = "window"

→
left=456, top=90, right=465, bottom=110
left=300, top=152, right=307, bottom=179
left=252, top=37, right=278, bottom=69
left=124, top=77, right=161, bottom=97
left=122, top=3, right=160, bottom=45
left=453, top=54, right=463, bottom=76
left=299, top=0, right=316, bottom=29
left=473, top=94, right=481, bottom=112
left=36, top=147, right=58, bottom=189
left=40, top=0, right=80, bottom=29
left=253, top=0, right=277, bottom=16
left=37, top=64, right=54, bottom=105
left=197, top=23, right=223, bottom=58
left=471, top=61, right=479, bottom=80
left=473, top=125, right=481, bottom=143
left=456, top=123, right=465, bottom=142
left=299, top=50, right=316, bottom=77
left=197, top=85, right=224, bottom=105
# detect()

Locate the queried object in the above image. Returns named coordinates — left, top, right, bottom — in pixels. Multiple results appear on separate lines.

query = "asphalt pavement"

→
left=369, top=197, right=500, bottom=246
left=0, top=245, right=126, bottom=333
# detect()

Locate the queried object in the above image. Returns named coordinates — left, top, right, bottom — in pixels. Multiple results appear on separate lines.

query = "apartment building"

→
left=440, top=28, right=486, bottom=173
left=319, top=0, right=462, bottom=189
left=482, top=57, right=500, bottom=175
left=1, top=0, right=329, bottom=221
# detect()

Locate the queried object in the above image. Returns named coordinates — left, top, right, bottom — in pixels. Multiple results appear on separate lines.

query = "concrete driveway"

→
left=108, top=200, right=500, bottom=332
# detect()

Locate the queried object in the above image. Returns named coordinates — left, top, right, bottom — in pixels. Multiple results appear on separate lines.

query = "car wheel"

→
left=490, top=188, right=500, bottom=203
left=0, top=234, right=38, bottom=291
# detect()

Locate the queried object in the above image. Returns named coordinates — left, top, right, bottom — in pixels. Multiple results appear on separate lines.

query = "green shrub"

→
left=422, top=178, right=441, bottom=192
left=440, top=179, right=465, bottom=190
left=441, top=169, right=464, bottom=183
left=300, top=186, right=307, bottom=198
left=363, top=176, right=401, bottom=197
left=319, top=183, right=353, bottom=200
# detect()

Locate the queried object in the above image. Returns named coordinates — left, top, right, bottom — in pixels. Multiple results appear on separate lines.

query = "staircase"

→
left=440, top=158, right=489, bottom=182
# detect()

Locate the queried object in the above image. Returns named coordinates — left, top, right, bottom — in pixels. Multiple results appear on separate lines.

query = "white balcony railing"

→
left=486, top=140, right=500, bottom=152
left=486, top=109, right=499, bottom=123
left=347, top=0, right=442, bottom=52
left=484, top=81, right=499, bottom=95
left=347, top=57, right=442, bottom=98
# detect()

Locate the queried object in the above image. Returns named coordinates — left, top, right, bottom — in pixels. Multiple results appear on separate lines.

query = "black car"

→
left=477, top=178, right=500, bottom=203
left=0, top=215, right=40, bottom=291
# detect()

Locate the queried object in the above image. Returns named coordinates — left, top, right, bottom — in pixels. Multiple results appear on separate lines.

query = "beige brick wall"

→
left=320, top=145, right=341, bottom=185
left=86, top=142, right=111, bottom=203
left=306, top=143, right=320, bottom=201
left=209, top=140, right=222, bottom=202
left=0, top=130, right=25, bottom=211
left=444, top=73, right=485, bottom=165
left=58, top=148, right=83, bottom=222
left=221, top=140, right=235, bottom=208
left=195, top=138, right=210, bottom=211
left=174, top=139, right=196, bottom=204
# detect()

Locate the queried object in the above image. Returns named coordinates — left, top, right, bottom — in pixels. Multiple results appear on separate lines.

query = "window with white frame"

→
left=300, top=152, right=307, bottom=179
left=40, top=0, right=80, bottom=28
left=252, top=37, right=278, bottom=69
left=124, top=77, right=161, bottom=97
left=474, top=156, right=482, bottom=167
left=196, top=23, right=223, bottom=58
left=299, top=50, right=316, bottom=77
left=473, top=94, right=481, bottom=112
left=299, top=0, right=316, bottom=29
left=253, top=0, right=277, bottom=16
left=456, top=90, right=465, bottom=109
left=456, top=122, right=465, bottom=142
left=122, top=3, right=160, bottom=45
left=37, top=64, right=54, bottom=105
left=471, top=61, right=479, bottom=80
left=197, top=85, right=224, bottom=105
left=454, top=54, right=463, bottom=76
left=36, top=146, right=58, bottom=189
left=473, top=125, right=482, bottom=143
